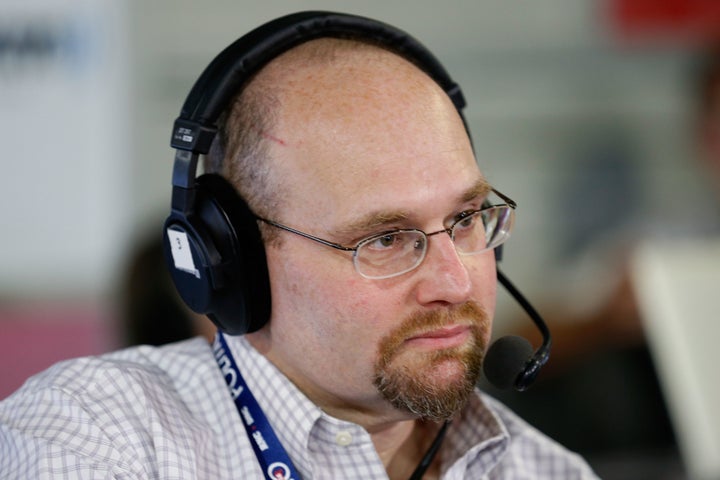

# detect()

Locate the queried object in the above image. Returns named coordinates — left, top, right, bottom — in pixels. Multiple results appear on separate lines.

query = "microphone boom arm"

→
left=496, top=268, right=552, bottom=391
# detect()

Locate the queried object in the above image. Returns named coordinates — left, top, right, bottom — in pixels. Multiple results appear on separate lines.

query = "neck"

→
left=315, top=396, right=444, bottom=478
left=319, top=403, right=443, bottom=479
left=368, top=419, right=415, bottom=464
left=378, top=419, right=444, bottom=480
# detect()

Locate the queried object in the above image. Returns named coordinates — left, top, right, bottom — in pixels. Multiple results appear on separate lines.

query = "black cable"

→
left=408, top=420, right=451, bottom=480
left=496, top=268, right=550, bottom=344
left=496, top=268, right=552, bottom=391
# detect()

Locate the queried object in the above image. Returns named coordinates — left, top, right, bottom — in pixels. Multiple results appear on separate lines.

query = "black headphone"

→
left=163, top=11, right=550, bottom=391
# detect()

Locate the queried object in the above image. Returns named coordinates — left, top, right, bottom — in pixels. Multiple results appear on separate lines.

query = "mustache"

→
left=377, top=301, right=489, bottom=364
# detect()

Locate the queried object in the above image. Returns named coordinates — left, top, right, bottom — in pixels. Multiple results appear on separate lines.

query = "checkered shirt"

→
left=0, top=334, right=598, bottom=479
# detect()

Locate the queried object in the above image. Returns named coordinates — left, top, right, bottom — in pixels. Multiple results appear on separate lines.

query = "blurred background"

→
left=2, top=0, right=719, bottom=478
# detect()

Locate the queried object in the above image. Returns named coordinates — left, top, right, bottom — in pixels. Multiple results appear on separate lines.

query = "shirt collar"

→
left=441, top=392, right=510, bottom=476
left=223, top=333, right=510, bottom=478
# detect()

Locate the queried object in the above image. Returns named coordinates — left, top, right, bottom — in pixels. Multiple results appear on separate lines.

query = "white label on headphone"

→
left=167, top=229, right=200, bottom=278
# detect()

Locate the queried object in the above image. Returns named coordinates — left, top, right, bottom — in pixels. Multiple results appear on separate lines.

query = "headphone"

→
left=163, top=11, right=550, bottom=391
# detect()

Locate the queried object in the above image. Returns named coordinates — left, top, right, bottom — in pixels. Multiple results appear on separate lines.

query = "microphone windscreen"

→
left=483, top=335, right=533, bottom=390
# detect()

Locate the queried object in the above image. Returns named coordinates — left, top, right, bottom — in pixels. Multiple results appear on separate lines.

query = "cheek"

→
left=319, top=278, right=388, bottom=343
left=303, top=277, right=406, bottom=375
left=480, top=273, right=497, bottom=315
left=467, top=255, right=498, bottom=341
left=268, top=247, right=380, bottom=344
left=468, top=253, right=497, bottom=300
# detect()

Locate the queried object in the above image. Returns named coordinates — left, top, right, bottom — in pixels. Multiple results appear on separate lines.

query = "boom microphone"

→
left=483, top=335, right=533, bottom=390
left=482, top=269, right=552, bottom=391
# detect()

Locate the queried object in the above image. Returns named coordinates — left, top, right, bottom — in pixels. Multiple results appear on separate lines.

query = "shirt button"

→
left=335, top=431, right=352, bottom=446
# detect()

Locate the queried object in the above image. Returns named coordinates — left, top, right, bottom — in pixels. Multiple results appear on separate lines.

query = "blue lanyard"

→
left=214, top=333, right=302, bottom=480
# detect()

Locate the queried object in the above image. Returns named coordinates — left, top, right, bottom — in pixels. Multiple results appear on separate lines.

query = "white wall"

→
left=0, top=0, right=130, bottom=299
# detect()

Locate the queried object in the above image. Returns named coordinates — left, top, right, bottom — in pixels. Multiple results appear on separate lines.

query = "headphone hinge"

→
left=171, top=118, right=217, bottom=153
left=170, top=185, right=196, bottom=215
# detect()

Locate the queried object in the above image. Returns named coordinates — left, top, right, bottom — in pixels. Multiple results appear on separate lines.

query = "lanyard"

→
left=214, top=333, right=302, bottom=480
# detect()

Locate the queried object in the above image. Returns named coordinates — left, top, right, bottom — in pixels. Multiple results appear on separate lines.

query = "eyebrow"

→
left=461, top=177, right=493, bottom=203
left=335, top=177, right=492, bottom=239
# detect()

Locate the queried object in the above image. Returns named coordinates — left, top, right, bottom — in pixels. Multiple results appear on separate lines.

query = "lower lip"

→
left=405, top=326, right=472, bottom=350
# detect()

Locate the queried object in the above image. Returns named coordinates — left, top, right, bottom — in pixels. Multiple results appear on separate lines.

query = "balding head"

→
left=208, top=38, right=464, bottom=206
left=208, top=37, right=471, bottom=241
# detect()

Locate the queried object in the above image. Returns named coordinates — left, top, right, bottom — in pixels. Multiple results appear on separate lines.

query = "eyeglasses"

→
left=257, top=188, right=516, bottom=280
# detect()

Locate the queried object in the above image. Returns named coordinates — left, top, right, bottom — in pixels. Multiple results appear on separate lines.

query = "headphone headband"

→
left=170, top=11, right=466, bottom=156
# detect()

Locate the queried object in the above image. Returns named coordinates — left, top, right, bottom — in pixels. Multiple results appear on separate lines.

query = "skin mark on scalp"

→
left=260, top=131, right=288, bottom=146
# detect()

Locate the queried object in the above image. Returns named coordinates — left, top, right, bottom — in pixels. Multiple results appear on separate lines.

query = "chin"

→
left=374, top=348, right=482, bottom=421
left=426, top=355, right=470, bottom=383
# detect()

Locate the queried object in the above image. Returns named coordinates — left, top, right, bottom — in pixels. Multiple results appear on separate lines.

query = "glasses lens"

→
left=352, top=205, right=514, bottom=278
left=454, top=206, right=514, bottom=254
left=354, top=230, right=427, bottom=279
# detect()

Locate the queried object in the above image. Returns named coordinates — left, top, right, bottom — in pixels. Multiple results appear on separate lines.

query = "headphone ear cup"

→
left=163, top=174, right=271, bottom=335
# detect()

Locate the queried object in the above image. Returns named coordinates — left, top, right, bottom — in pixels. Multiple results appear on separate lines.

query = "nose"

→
left=414, top=232, right=474, bottom=306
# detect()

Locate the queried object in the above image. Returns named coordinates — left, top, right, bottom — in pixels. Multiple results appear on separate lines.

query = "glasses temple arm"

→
left=256, top=217, right=356, bottom=252
left=491, top=188, right=517, bottom=209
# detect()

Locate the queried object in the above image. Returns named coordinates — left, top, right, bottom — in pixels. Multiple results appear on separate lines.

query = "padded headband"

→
left=170, top=11, right=467, bottom=160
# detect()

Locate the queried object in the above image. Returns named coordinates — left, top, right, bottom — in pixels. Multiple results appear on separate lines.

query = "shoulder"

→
left=0, top=337, right=246, bottom=478
left=14, top=337, right=218, bottom=405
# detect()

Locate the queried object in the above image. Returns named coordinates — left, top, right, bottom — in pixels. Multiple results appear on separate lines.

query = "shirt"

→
left=0, top=334, right=598, bottom=479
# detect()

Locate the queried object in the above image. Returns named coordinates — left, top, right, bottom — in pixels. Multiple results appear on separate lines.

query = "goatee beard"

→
left=372, top=302, right=489, bottom=422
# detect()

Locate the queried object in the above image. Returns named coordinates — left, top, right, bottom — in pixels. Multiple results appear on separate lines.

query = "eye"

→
left=377, top=234, right=398, bottom=248
left=454, top=210, right=480, bottom=231
left=365, top=232, right=403, bottom=251
left=361, top=230, right=423, bottom=253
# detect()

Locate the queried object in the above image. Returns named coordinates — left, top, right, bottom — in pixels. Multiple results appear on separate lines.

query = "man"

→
left=0, top=12, right=597, bottom=479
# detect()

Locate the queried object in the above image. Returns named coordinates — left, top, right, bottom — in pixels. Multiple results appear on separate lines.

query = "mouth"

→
left=404, top=324, right=472, bottom=350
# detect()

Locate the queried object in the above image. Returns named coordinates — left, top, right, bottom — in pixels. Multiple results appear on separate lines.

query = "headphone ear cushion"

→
left=163, top=174, right=271, bottom=335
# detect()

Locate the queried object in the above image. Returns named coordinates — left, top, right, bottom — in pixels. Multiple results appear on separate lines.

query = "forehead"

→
left=262, top=38, right=481, bottom=225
